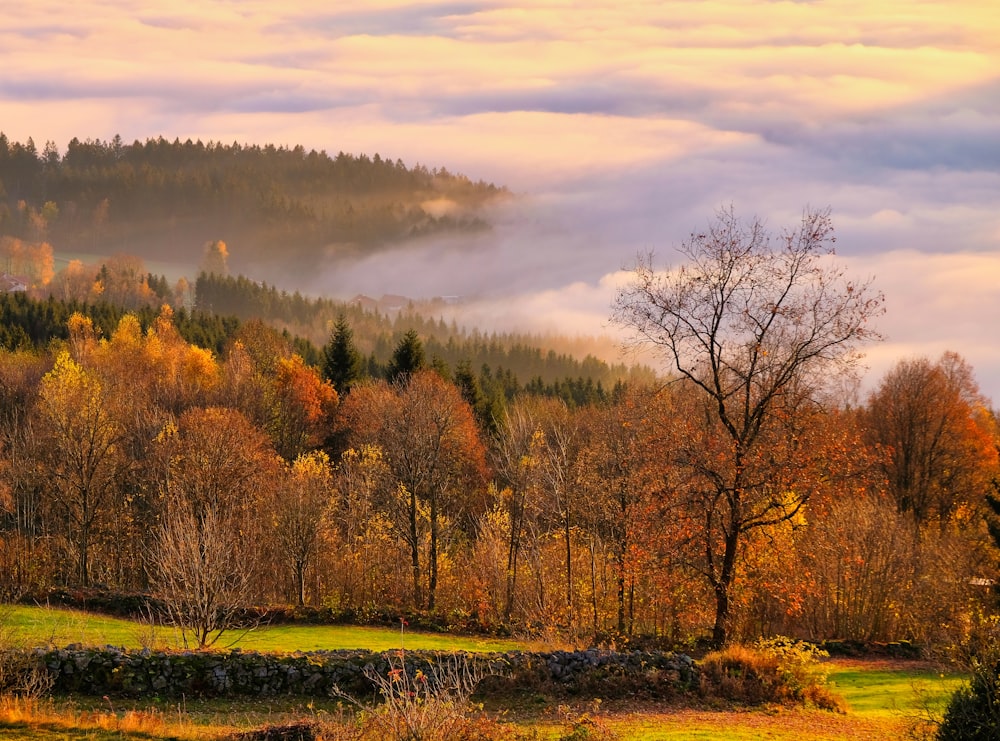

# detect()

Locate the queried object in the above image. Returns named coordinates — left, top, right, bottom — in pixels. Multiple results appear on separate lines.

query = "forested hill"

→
left=0, top=286, right=656, bottom=410
left=193, top=272, right=656, bottom=391
left=0, top=133, right=507, bottom=275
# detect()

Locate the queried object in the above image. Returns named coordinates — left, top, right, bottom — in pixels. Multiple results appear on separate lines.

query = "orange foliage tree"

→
left=864, top=351, right=1000, bottom=525
left=613, top=207, right=884, bottom=645
left=336, top=370, right=488, bottom=611
left=152, top=406, right=280, bottom=647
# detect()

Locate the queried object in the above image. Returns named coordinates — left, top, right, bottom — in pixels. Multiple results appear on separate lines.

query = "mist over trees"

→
left=0, top=133, right=506, bottom=277
left=0, top=289, right=994, bottom=650
left=0, top=132, right=998, bottom=653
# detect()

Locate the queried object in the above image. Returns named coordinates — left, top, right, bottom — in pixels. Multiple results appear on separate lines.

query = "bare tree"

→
left=612, top=206, right=884, bottom=645
left=154, top=490, right=256, bottom=649
left=151, top=407, right=277, bottom=648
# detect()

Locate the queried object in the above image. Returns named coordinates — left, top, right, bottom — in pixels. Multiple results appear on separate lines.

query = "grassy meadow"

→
left=0, top=605, right=967, bottom=740
left=1, top=604, right=527, bottom=653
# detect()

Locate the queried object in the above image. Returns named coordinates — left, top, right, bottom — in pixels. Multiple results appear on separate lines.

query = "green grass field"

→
left=1, top=605, right=527, bottom=654
left=585, top=659, right=966, bottom=740
left=0, top=605, right=968, bottom=740
left=829, top=660, right=964, bottom=718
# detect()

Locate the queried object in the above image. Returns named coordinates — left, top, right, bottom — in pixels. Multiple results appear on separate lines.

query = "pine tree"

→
left=322, top=314, right=365, bottom=395
left=387, top=329, right=425, bottom=385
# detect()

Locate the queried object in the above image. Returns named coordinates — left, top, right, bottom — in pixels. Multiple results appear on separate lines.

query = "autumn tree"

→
left=0, top=349, right=50, bottom=597
left=337, top=371, right=488, bottom=610
left=34, top=349, right=123, bottom=586
left=84, top=309, right=219, bottom=586
left=864, top=352, right=999, bottom=525
left=575, top=387, right=659, bottom=636
left=612, top=206, right=884, bottom=645
left=331, top=444, right=400, bottom=607
left=200, top=239, right=229, bottom=277
left=268, top=354, right=338, bottom=461
left=531, top=398, right=582, bottom=628
left=489, top=397, right=548, bottom=622
left=272, top=450, right=334, bottom=605
left=49, top=259, right=96, bottom=303
left=94, top=254, right=158, bottom=309
left=0, top=237, right=54, bottom=289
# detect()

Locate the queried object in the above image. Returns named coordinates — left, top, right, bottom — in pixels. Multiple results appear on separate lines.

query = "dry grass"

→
left=0, top=654, right=961, bottom=741
left=599, top=704, right=920, bottom=740
left=0, top=694, right=224, bottom=740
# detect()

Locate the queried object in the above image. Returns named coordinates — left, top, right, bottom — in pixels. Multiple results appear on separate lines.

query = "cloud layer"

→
left=2, top=0, right=998, bottom=400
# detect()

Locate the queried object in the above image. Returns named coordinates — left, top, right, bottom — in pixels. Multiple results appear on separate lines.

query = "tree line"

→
left=0, top=210, right=997, bottom=652
left=0, top=286, right=641, bottom=417
left=0, top=133, right=506, bottom=275
left=193, top=271, right=654, bottom=389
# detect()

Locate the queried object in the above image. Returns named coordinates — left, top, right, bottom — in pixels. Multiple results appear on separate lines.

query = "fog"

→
left=2, top=0, right=999, bottom=400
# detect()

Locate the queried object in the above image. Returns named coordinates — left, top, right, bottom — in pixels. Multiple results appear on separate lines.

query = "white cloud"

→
left=2, top=0, right=1000, bottom=400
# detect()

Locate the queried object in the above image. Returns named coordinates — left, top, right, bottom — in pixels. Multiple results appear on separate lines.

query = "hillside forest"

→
left=0, top=133, right=506, bottom=281
left=0, top=135, right=998, bottom=654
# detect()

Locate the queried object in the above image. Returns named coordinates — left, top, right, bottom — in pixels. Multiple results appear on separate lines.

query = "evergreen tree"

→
left=322, top=314, right=365, bottom=396
left=430, top=354, right=451, bottom=382
left=387, top=329, right=425, bottom=384
left=454, top=359, right=496, bottom=434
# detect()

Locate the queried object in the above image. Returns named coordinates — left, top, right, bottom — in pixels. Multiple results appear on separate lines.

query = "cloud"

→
left=1, top=0, right=999, bottom=400
left=842, top=250, right=1000, bottom=398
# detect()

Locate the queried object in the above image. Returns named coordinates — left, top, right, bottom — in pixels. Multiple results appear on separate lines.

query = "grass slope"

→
left=585, top=658, right=965, bottom=740
left=1, top=606, right=967, bottom=740
left=2, top=605, right=526, bottom=653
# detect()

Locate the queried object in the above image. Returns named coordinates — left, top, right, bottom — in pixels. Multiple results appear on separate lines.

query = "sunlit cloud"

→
left=1, top=0, right=999, bottom=399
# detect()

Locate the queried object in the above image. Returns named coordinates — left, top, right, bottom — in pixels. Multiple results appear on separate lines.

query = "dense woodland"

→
left=0, top=133, right=505, bottom=276
left=0, top=289, right=996, bottom=649
left=0, top=136, right=998, bottom=655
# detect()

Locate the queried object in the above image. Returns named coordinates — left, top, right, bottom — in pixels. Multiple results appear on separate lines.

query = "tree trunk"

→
left=295, top=559, right=306, bottom=606
left=504, top=490, right=524, bottom=623
left=408, top=488, right=421, bottom=609
left=79, top=519, right=90, bottom=587
left=563, top=502, right=573, bottom=624
left=590, top=536, right=598, bottom=635
left=617, top=558, right=626, bottom=635
left=428, top=493, right=438, bottom=612
left=712, top=526, right=741, bottom=646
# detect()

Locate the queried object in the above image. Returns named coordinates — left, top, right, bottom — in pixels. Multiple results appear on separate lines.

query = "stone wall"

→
left=33, top=645, right=697, bottom=700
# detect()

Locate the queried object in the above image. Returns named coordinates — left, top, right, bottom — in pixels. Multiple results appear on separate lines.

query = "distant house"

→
left=0, top=273, right=28, bottom=293
left=348, top=294, right=380, bottom=312
left=379, top=294, right=411, bottom=313
left=348, top=293, right=413, bottom=314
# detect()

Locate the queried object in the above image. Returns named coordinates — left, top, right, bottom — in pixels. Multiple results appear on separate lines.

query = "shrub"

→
left=753, top=636, right=842, bottom=709
left=0, top=605, right=53, bottom=699
left=699, top=638, right=844, bottom=711
left=0, top=648, right=52, bottom=699
left=555, top=703, right=620, bottom=741
left=936, top=659, right=1000, bottom=740
left=331, top=651, right=509, bottom=741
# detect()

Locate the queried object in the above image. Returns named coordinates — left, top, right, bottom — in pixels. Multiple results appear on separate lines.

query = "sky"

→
left=2, top=0, right=999, bottom=402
